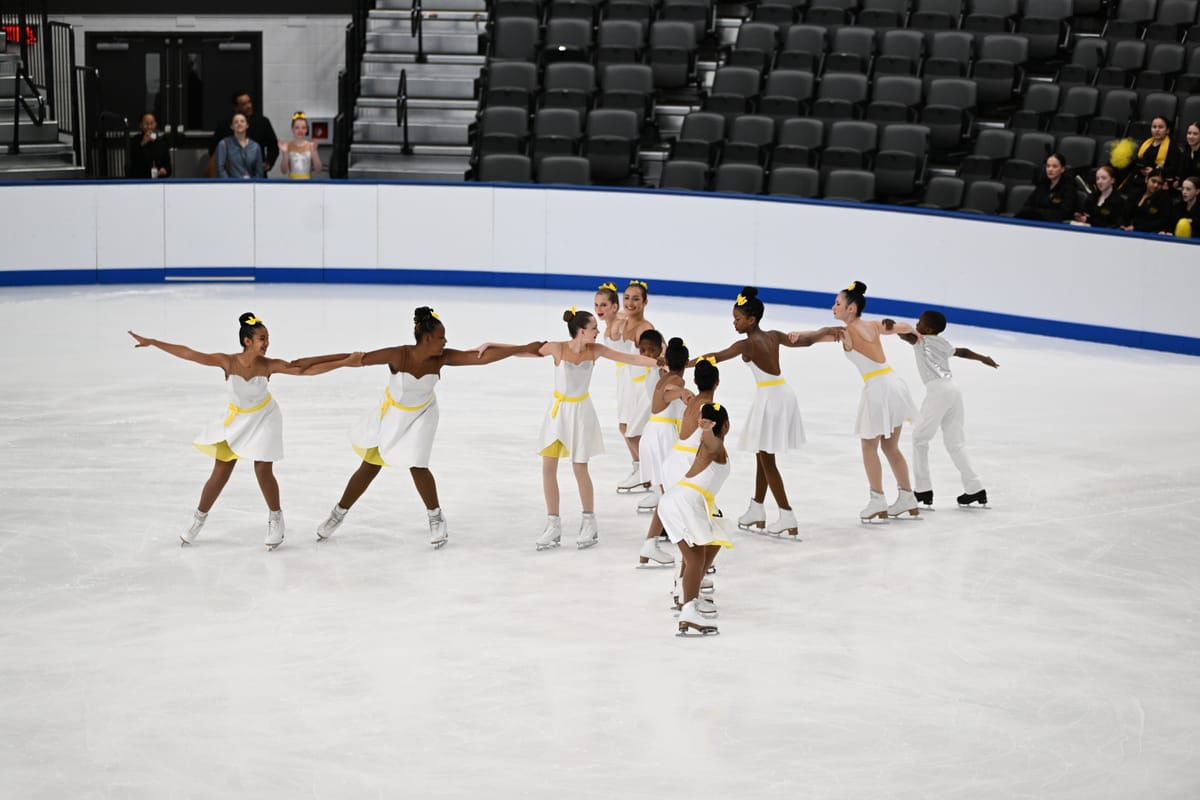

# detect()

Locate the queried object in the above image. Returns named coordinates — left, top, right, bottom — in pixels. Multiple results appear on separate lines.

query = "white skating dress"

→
left=349, top=371, right=439, bottom=467
left=193, top=375, right=282, bottom=462
left=623, top=365, right=658, bottom=437
left=638, top=392, right=685, bottom=486
left=662, top=425, right=702, bottom=488
left=736, top=361, right=805, bottom=454
left=286, top=147, right=313, bottom=179
left=614, top=339, right=641, bottom=425
left=845, top=348, right=915, bottom=439
left=538, top=358, right=605, bottom=463
left=659, top=458, right=733, bottom=548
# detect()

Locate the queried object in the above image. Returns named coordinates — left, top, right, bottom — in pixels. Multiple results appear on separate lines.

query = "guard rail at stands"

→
left=0, top=180, right=1196, bottom=355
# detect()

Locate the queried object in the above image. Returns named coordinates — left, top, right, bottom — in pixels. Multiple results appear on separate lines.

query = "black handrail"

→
left=411, top=0, right=426, bottom=64
left=331, top=0, right=375, bottom=178
left=397, top=68, right=412, bottom=155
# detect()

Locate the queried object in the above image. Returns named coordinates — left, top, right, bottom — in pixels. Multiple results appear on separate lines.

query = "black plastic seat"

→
left=865, top=75, right=923, bottom=122
left=777, top=24, right=829, bottom=72
left=477, top=153, right=533, bottom=182
left=543, top=17, right=594, bottom=64
left=768, top=165, right=822, bottom=196
left=811, top=71, right=869, bottom=119
left=772, top=116, right=826, bottom=167
left=824, top=26, right=877, bottom=74
left=726, top=22, right=781, bottom=73
left=971, top=33, right=1027, bottom=109
left=922, top=30, right=975, bottom=80
left=1048, top=85, right=1099, bottom=134
left=540, top=62, right=596, bottom=116
left=874, top=29, right=925, bottom=76
left=959, top=178, right=1005, bottom=213
left=532, top=108, right=584, bottom=164
left=595, top=19, right=646, bottom=66
left=998, top=129, right=1055, bottom=187
left=649, top=20, right=699, bottom=89
left=919, top=77, right=977, bottom=152
left=481, top=61, right=539, bottom=112
left=957, top=127, right=1014, bottom=181
left=671, top=111, right=727, bottom=164
left=721, top=114, right=777, bottom=165
left=659, top=158, right=709, bottom=190
left=1009, top=82, right=1059, bottom=130
left=919, top=174, right=965, bottom=209
left=598, top=63, right=655, bottom=127
left=821, top=119, right=878, bottom=175
left=537, top=155, right=592, bottom=184
left=704, top=66, right=763, bottom=118
left=759, top=69, right=815, bottom=118
left=1017, top=0, right=1072, bottom=62
left=873, top=122, right=929, bottom=196
left=584, top=108, right=642, bottom=181
left=824, top=168, right=876, bottom=201
left=712, top=162, right=766, bottom=193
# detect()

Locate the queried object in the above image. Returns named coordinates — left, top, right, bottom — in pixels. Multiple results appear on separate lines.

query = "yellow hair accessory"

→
left=711, top=403, right=722, bottom=411
left=1109, top=138, right=1135, bottom=170
left=846, top=282, right=858, bottom=292
left=735, top=294, right=747, bottom=306
left=701, top=355, right=717, bottom=366
left=598, top=282, right=617, bottom=292
left=629, top=280, right=648, bottom=289
left=571, top=305, right=577, bottom=314
left=430, top=311, right=440, bottom=320
left=244, top=316, right=262, bottom=326
left=292, top=111, right=307, bottom=121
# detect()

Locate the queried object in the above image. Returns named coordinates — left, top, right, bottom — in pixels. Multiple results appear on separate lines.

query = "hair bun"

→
left=414, top=306, right=435, bottom=324
left=740, top=286, right=758, bottom=299
left=850, top=281, right=867, bottom=294
left=239, top=312, right=258, bottom=325
left=562, top=309, right=575, bottom=323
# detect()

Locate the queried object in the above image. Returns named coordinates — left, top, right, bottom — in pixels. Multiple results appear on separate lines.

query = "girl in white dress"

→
left=128, top=313, right=361, bottom=549
left=699, top=287, right=842, bottom=539
left=613, top=280, right=655, bottom=494
left=534, top=308, right=661, bottom=551
left=634, top=336, right=693, bottom=567
left=659, top=402, right=732, bottom=637
left=278, top=111, right=322, bottom=179
left=827, top=281, right=921, bottom=521
left=295, top=307, right=544, bottom=548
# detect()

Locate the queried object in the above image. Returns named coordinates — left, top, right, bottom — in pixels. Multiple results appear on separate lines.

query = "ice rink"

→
left=2, top=282, right=1198, bottom=799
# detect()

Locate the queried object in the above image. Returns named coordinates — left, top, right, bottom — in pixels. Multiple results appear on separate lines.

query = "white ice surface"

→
left=1, top=283, right=1198, bottom=799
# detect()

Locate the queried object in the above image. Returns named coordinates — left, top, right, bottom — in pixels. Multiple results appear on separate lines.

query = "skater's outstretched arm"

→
left=448, top=340, right=546, bottom=366
left=784, top=326, right=844, bottom=346
left=128, top=331, right=230, bottom=370
left=269, top=352, right=364, bottom=376
left=590, top=342, right=659, bottom=366
left=877, top=319, right=918, bottom=338
left=881, top=319, right=920, bottom=345
left=954, top=348, right=999, bottom=368
left=288, top=351, right=356, bottom=370
left=690, top=340, right=746, bottom=366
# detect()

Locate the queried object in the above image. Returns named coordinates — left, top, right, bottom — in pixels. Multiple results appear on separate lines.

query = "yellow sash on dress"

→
left=650, top=415, right=681, bottom=432
left=379, top=387, right=434, bottom=419
left=862, top=366, right=893, bottom=381
left=673, top=442, right=699, bottom=454
left=677, top=479, right=734, bottom=548
left=756, top=378, right=785, bottom=387
left=224, top=393, right=272, bottom=426
left=550, top=390, right=588, bottom=418
left=288, top=172, right=312, bottom=179
left=632, top=367, right=651, bottom=383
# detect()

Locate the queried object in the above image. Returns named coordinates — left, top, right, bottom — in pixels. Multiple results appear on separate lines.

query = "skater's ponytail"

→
left=665, top=337, right=689, bottom=371
left=626, top=279, right=649, bottom=301
left=413, top=306, right=442, bottom=342
left=238, top=312, right=264, bottom=348
left=563, top=308, right=595, bottom=338
left=595, top=281, right=619, bottom=306
left=842, top=281, right=867, bottom=316
left=734, top=286, right=764, bottom=321
left=701, top=402, right=730, bottom=437
left=694, top=358, right=719, bottom=392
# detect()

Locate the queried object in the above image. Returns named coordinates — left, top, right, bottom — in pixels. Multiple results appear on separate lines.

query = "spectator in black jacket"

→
left=1122, top=169, right=1172, bottom=233
left=1073, top=165, right=1126, bottom=229
left=206, top=91, right=278, bottom=178
left=1168, top=122, right=1200, bottom=189
left=127, top=111, right=170, bottom=179
left=1017, top=153, right=1078, bottom=223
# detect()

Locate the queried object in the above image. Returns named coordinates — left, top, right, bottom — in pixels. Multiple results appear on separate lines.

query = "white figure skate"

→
left=636, top=485, right=661, bottom=513
left=428, top=507, right=448, bottom=548
left=316, top=505, right=348, bottom=540
left=676, top=600, right=719, bottom=637
left=888, top=489, right=921, bottom=519
left=180, top=510, right=207, bottom=546
left=265, top=510, right=285, bottom=550
left=616, top=462, right=651, bottom=494
left=860, top=491, right=889, bottom=523
left=737, top=499, right=765, bottom=531
left=700, top=574, right=714, bottom=594
left=535, top=515, right=562, bottom=550
left=767, top=507, right=800, bottom=538
left=694, top=595, right=718, bottom=617
left=576, top=512, right=599, bottom=549
left=636, top=537, right=675, bottom=568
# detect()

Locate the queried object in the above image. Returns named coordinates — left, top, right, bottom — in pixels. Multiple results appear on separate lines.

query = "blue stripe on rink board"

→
left=3, top=266, right=1197, bottom=357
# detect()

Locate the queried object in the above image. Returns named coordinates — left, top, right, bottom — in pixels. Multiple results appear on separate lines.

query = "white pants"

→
left=912, top=378, right=982, bottom=495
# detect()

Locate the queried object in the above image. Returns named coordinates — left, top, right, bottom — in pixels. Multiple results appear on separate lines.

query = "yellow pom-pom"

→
left=1176, top=218, right=1193, bottom=238
left=1109, top=138, right=1136, bottom=170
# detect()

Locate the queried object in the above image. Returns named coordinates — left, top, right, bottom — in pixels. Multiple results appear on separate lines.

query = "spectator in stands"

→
left=1168, top=123, right=1200, bottom=188
left=127, top=111, right=170, bottom=180
left=1121, top=169, right=1171, bottom=233
left=214, top=113, right=263, bottom=180
left=206, top=91, right=278, bottom=178
left=279, top=111, right=322, bottom=179
left=1165, top=176, right=1199, bottom=237
left=1073, top=165, right=1126, bottom=229
left=1131, top=116, right=1173, bottom=192
left=1017, top=153, right=1077, bottom=223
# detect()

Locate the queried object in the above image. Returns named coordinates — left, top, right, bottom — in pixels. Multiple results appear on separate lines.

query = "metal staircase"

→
left=1, top=45, right=82, bottom=181
left=349, top=0, right=486, bottom=181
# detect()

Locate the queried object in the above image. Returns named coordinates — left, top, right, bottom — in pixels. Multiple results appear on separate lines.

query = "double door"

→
left=85, top=32, right=262, bottom=158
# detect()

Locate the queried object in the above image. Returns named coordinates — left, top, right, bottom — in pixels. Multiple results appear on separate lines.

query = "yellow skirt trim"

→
left=541, top=440, right=570, bottom=458
left=194, top=441, right=239, bottom=462
left=288, top=173, right=311, bottom=179
left=353, top=445, right=388, bottom=467
left=862, top=366, right=894, bottom=381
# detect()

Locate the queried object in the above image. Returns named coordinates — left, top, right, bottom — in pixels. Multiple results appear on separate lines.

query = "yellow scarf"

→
left=1138, top=136, right=1171, bottom=166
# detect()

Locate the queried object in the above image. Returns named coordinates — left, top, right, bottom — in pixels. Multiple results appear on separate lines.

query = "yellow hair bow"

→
left=735, top=294, right=747, bottom=306
left=598, top=282, right=617, bottom=292
left=846, top=282, right=858, bottom=292
left=629, top=280, right=648, bottom=289
left=292, top=111, right=307, bottom=121
left=430, top=311, right=439, bottom=320
left=711, top=403, right=722, bottom=411
left=571, top=305, right=577, bottom=314
left=701, top=355, right=717, bottom=366
left=244, top=316, right=262, bottom=326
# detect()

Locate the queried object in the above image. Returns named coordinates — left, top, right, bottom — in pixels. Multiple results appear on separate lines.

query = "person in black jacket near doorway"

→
left=128, top=111, right=171, bottom=179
